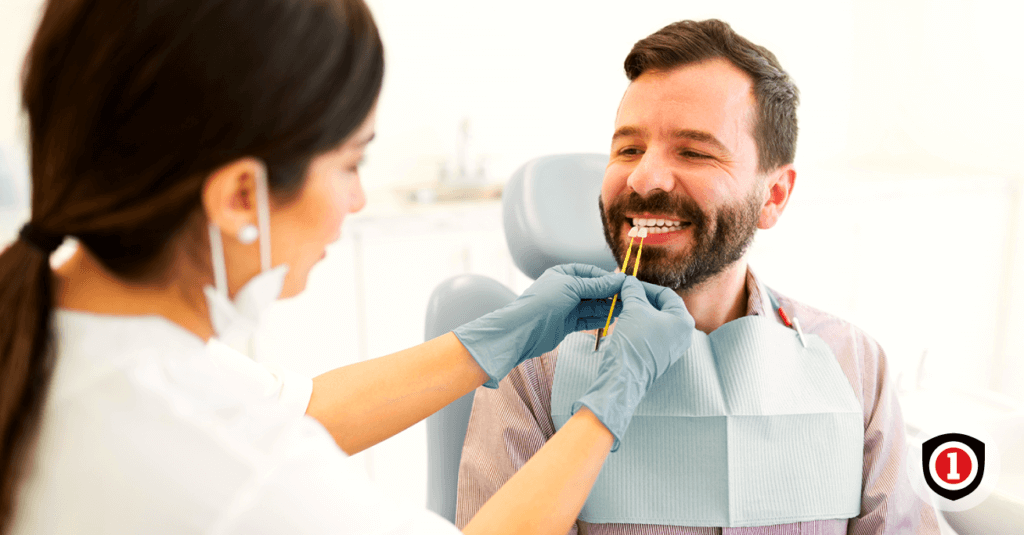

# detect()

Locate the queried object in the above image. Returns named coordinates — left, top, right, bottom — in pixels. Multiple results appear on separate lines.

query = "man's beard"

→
left=599, top=188, right=762, bottom=291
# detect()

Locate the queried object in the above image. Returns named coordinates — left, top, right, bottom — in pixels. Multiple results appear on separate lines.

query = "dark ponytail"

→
left=1, top=0, right=384, bottom=530
left=0, top=239, right=58, bottom=532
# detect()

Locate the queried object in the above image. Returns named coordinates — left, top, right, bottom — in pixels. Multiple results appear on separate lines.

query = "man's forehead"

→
left=614, top=58, right=756, bottom=131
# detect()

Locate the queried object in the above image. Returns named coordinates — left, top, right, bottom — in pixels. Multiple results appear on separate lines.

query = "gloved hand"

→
left=574, top=276, right=694, bottom=451
left=454, top=263, right=626, bottom=388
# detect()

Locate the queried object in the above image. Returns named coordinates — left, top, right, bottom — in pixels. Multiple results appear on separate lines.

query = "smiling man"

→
left=456, top=19, right=940, bottom=534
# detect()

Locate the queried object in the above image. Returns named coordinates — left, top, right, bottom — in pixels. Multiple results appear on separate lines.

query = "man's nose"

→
left=625, top=150, right=675, bottom=196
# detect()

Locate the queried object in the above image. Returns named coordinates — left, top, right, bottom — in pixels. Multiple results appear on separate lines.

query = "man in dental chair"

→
left=456, top=19, right=940, bottom=535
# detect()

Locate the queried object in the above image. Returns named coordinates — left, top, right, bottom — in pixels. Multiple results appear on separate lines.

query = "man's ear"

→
left=758, top=164, right=796, bottom=230
left=202, top=158, right=262, bottom=237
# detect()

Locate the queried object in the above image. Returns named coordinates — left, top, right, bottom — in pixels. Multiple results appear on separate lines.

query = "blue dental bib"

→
left=551, top=313, right=863, bottom=528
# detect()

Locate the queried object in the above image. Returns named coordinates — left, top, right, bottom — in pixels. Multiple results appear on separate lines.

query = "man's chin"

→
left=631, top=255, right=690, bottom=289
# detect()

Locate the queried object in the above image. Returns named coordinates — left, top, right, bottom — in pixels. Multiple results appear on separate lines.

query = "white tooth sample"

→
left=628, top=226, right=639, bottom=237
left=657, top=218, right=665, bottom=226
left=638, top=227, right=648, bottom=237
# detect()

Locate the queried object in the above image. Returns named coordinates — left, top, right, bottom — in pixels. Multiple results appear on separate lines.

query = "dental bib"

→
left=551, top=312, right=863, bottom=528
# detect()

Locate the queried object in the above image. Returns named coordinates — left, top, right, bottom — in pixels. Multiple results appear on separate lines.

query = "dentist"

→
left=0, top=0, right=694, bottom=534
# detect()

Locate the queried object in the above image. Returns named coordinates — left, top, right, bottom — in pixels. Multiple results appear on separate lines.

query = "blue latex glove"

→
left=574, top=276, right=695, bottom=451
left=454, top=263, right=626, bottom=388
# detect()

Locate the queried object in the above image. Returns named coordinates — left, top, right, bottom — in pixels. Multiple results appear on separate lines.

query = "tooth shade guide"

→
left=597, top=228, right=639, bottom=349
left=631, top=234, right=644, bottom=276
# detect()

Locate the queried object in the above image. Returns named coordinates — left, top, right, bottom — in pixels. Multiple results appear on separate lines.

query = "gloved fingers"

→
left=618, top=276, right=652, bottom=307
left=549, top=263, right=614, bottom=279
left=638, top=278, right=688, bottom=311
left=571, top=298, right=621, bottom=332
left=571, top=271, right=627, bottom=300
left=574, top=297, right=620, bottom=319
left=576, top=317, right=612, bottom=331
left=633, top=279, right=694, bottom=330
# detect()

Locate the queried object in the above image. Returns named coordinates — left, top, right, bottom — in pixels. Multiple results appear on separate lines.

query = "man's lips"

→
left=626, top=213, right=683, bottom=220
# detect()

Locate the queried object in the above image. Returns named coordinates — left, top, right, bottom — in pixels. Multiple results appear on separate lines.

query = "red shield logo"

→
left=921, top=433, right=985, bottom=501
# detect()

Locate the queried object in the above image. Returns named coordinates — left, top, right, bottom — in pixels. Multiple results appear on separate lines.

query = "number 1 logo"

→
left=921, top=433, right=986, bottom=501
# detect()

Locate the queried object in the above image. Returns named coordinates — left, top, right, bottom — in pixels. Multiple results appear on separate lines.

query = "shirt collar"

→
left=744, top=266, right=776, bottom=320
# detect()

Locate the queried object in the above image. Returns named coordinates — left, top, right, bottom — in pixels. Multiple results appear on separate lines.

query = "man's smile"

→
left=623, top=214, right=693, bottom=245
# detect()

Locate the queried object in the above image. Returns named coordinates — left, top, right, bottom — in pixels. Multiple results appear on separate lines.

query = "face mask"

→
left=203, top=162, right=289, bottom=359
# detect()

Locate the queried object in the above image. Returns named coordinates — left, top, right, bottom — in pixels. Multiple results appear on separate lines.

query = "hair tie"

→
left=18, top=223, right=65, bottom=255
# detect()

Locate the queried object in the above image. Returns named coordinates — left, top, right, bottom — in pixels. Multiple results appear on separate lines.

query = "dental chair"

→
left=423, top=153, right=615, bottom=523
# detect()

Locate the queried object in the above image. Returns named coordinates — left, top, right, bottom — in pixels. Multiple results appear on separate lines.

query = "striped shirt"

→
left=455, top=268, right=940, bottom=534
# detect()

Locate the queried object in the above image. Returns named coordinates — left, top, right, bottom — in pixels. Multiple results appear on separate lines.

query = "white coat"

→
left=11, top=309, right=459, bottom=534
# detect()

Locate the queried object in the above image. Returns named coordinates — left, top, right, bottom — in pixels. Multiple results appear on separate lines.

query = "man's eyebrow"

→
left=672, top=129, right=731, bottom=156
left=611, top=126, right=644, bottom=142
left=612, top=127, right=732, bottom=157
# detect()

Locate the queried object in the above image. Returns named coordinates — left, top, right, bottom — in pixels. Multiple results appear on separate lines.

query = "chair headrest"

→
left=502, top=153, right=617, bottom=280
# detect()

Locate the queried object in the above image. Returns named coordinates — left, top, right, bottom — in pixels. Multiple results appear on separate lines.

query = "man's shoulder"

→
left=768, top=287, right=886, bottom=367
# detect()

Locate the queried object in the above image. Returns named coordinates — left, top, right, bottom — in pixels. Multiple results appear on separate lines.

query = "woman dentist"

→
left=0, top=0, right=694, bottom=534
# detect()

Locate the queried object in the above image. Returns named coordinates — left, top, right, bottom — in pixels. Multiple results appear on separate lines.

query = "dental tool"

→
left=595, top=226, right=647, bottom=350
left=776, top=305, right=808, bottom=348
left=792, top=317, right=808, bottom=348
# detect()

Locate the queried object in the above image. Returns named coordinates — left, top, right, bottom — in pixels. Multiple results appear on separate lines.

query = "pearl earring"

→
left=238, top=224, right=259, bottom=244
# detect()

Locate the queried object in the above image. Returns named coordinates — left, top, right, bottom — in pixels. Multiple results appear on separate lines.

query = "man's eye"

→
left=618, top=147, right=642, bottom=156
left=683, top=150, right=710, bottom=159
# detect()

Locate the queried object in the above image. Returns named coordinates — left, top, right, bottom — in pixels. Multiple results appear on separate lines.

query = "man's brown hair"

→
left=625, top=19, right=799, bottom=173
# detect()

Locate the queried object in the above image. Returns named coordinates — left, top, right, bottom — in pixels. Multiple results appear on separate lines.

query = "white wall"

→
left=0, top=0, right=40, bottom=149
left=362, top=0, right=859, bottom=187
left=2, top=2, right=1022, bottom=179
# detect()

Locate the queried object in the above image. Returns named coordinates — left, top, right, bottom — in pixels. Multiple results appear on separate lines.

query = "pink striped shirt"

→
left=455, top=268, right=940, bottom=534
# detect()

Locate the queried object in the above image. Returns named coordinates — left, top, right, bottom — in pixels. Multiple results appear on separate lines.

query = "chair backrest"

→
left=423, top=153, right=613, bottom=522
left=503, top=153, right=617, bottom=278
left=423, top=275, right=517, bottom=520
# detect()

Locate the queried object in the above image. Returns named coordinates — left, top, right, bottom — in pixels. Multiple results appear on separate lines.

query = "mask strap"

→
left=208, top=222, right=229, bottom=298
left=253, top=162, right=272, bottom=273
left=207, top=160, right=273, bottom=298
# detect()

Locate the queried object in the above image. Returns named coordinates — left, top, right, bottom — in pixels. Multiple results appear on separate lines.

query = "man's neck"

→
left=678, top=259, right=749, bottom=334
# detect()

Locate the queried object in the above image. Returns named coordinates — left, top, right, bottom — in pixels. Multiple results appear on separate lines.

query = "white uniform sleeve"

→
left=262, top=362, right=314, bottom=415
left=206, top=338, right=314, bottom=417
left=218, top=418, right=461, bottom=535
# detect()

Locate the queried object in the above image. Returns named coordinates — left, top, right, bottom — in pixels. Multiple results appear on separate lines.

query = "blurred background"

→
left=1, top=0, right=1022, bottom=531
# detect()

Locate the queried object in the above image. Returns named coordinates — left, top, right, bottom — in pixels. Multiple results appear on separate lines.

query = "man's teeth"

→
left=631, top=217, right=686, bottom=234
